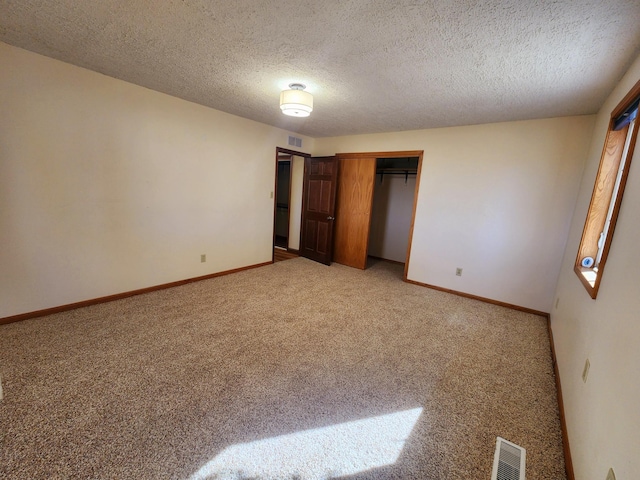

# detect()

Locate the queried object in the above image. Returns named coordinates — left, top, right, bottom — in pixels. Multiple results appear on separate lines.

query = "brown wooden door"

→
left=300, top=156, right=338, bottom=265
left=333, top=157, right=376, bottom=269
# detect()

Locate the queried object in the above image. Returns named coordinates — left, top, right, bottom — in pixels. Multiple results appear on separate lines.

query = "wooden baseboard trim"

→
left=403, top=278, right=549, bottom=317
left=0, top=261, right=272, bottom=325
left=547, top=316, right=575, bottom=480
left=286, top=248, right=300, bottom=255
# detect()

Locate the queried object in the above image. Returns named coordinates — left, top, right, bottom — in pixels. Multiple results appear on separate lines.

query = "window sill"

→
left=574, top=265, right=598, bottom=299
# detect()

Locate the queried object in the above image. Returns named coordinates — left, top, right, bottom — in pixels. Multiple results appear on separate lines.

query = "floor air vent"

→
left=491, top=437, right=526, bottom=480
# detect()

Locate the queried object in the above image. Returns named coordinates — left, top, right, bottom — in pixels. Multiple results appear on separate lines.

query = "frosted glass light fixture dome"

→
left=280, top=83, right=313, bottom=117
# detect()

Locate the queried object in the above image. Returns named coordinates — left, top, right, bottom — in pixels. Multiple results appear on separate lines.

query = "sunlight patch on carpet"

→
left=189, top=407, right=423, bottom=480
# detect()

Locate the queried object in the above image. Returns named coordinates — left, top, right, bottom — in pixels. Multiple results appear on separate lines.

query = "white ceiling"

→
left=2, top=1, right=640, bottom=137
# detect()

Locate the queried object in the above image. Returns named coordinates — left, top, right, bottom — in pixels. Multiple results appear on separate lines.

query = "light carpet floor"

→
left=0, top=258, right=566, bottom=479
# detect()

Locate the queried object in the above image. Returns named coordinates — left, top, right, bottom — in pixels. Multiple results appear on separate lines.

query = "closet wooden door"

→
left=333, top=157, right=376, bottom=269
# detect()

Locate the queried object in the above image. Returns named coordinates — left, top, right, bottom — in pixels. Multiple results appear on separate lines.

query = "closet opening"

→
left=332, top=150, right=423, bottom=275
left=368, top=156, right=419, bottom=268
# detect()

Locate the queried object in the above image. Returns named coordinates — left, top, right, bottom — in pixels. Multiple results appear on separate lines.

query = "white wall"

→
left=369, top=174, right=416, bottom=263
left=314, top=115, right=595, bottom=312
left=0, top=42, right=314, bottom=318
left=288, top=156, right=304, bottom=251
left=551, top=54, right=640, bottom=480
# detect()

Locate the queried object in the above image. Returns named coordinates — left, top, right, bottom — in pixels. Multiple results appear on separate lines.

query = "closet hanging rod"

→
left=376, top=169, right=417, bottom=184
left=375, top=168, right=418, bottom=173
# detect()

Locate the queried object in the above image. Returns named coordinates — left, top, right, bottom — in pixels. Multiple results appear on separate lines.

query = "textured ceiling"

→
left=2, top=1, right=640, bottom=137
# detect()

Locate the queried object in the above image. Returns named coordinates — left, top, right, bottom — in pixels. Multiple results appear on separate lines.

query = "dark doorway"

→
left=273, top=147, right=311, bottom=263
left=275, top=159, right=291, bottom=248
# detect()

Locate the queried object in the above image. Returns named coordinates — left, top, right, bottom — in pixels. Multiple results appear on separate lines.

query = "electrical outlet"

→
left=582, top=358, right=590, bottom=383
left=606, top=468, right=616, bottom=480
left=455, top=268, right=462, bottom=276
left=200, top=254, right=206, bottom=263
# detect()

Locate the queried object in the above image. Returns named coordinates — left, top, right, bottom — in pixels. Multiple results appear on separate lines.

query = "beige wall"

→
left=552, top=54, right=640, bottom=480
left=314, top=115, right=595, bottom=312
left=0, top=42, right=313, bottom=318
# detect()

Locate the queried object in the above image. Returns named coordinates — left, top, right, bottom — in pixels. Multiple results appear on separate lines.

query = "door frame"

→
left=273, top=147, right=311, bottom=263
left=335, top=150, right=424, bottom=279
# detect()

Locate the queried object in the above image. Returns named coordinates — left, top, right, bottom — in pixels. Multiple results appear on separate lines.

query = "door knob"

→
left=327, top=216, right=335, bottom=220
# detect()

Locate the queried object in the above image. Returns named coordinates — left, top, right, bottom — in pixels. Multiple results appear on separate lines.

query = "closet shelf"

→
left=375, top=168, right=417, bottom=184
left=375, top=168, right=418, bottom=173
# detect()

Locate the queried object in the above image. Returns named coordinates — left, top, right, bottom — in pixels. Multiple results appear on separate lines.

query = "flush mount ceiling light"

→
left=280, top=83, right=313, bottom=117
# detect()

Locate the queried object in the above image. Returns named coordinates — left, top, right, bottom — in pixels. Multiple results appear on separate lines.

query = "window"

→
left=575, top=79, right=640, bottom=298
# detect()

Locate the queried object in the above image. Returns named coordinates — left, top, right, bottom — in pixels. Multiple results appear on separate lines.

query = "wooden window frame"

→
left=574, top=79, right=640, bottom=298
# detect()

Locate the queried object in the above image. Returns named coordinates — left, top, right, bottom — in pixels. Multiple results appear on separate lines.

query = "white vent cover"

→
left=491, top=437, right=526, bottom=480
left=288, top=135, right=302, bottom=148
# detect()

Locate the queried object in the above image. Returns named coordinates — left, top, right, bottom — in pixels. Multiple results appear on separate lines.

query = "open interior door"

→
left=300, top=156, right=338, bottom=265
